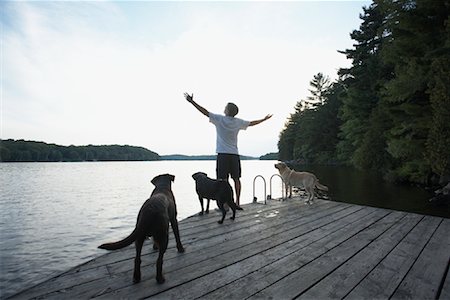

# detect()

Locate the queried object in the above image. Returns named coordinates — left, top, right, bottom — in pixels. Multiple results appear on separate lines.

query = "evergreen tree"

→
left=425, top=3, right=450, bottom=183
left=426, top=55, right=450, bottom=183
left=337, top=0, right=391, bottom=167
left=278, top=75, right=342, bottom=164
left=278, top=102, right=302, bottom=161
left=301, top=72, right=331, bottom=109
left=278, top=0, right=449, bottom=185
left=381, top=0, right=449, bottom=183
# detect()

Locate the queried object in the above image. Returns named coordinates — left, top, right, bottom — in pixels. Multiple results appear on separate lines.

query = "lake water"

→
left=0, top=160, right=447, bottom=298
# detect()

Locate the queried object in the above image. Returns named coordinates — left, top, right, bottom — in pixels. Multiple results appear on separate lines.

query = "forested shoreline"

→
left=0, top=139, right=267, bottom=162
left=0, top=139, right=160, bottom=162
left=278, top=0, right=449, bottom=186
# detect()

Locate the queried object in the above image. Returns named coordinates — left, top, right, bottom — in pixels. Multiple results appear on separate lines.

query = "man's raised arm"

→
left=184, top=92, right=209, bottom=117
left=249, top=114, right=273, bottom=126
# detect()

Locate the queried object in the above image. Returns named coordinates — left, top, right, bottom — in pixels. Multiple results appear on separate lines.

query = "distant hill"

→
left=0, top=139, right=265, bottom=162
left=161, top=154, right=216, bottom=160
left=260, top=152, right=279, bottom=160
left=161, top=154, right=258, bottom=160
left=0, top=139, right=160, bottom=162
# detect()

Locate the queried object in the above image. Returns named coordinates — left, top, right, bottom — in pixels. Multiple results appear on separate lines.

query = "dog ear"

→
left=151, top=174, right=174, bottom=185
left=151, top=175, right=161, bottom=186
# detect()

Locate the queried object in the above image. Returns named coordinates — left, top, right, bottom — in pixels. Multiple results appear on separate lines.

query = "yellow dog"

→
left=275, top=162, right=328, bottom=204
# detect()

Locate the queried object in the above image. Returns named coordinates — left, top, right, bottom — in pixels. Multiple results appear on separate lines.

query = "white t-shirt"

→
left=209, top=112, right=250, bottom=155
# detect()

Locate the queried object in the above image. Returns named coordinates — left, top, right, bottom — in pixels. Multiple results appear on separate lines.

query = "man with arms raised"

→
left=184, top=92, right=272, bottom=208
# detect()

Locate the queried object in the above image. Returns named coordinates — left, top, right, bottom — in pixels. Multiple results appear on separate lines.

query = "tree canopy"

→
left=279, top=0, right=450, bottom=185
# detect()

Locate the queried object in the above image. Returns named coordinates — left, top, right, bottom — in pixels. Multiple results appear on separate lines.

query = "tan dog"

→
left=275, top=162, right=328, bottom=204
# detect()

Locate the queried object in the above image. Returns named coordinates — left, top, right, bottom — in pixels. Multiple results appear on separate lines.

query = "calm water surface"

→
left=0, top=161, right=447, bottom=298
left=295, top=165, right=448, bottom=218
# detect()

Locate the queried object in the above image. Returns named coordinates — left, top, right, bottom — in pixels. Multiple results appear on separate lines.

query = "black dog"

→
left=192, top=172, right=243, bottom=224
left=98, top=174, right=184, bottom=284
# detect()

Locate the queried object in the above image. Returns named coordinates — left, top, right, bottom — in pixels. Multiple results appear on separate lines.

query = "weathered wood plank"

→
left=247, top=211, right=406, bottom=299
left=344, top=215, right=442, bottom=299
left=9, top=199, right=448, bottom=300
left=10, top=200, right=298, bottom=298
left=297, top=213, right=423, bottom=299
left=157, top=206, right=385, bottom=300
left=71, top=200, right=292, bottom=272
left=391, top=218, right=450, bottom=299
left=13, top=201, right=344, bottom=299
left=8, top=267, right=111, bottom=300
left=82, top=200, right=338, bottom=277
left=92, top=202, right=354, bottom=299
left=440, top=264, right=450, bottom=300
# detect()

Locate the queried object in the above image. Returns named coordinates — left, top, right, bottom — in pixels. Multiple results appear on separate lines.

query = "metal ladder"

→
left=253, top=174, right=285, bottom=204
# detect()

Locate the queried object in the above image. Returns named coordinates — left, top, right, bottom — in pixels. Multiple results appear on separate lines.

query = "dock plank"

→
left=344, top=215, right=442, bottom=299
left=180, top=206, right=386, bottom=300
left=8, top=199, right=449, bottom=300
left=15, top=201, right=341, bottom=299
left=440, top=266, right=450, bottom=300
left=248, top=211, right=406, bottom=299
left=93, top=203, right=355, bottom=299
left=391, top=218, right=450, bottom=299
left=298, top=213, right=424, bottom=299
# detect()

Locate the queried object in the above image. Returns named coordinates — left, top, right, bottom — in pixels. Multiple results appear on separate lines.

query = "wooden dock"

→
left=10, top=199, right=450, bottom=299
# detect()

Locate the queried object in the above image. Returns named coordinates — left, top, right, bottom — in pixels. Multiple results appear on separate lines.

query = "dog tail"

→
left=315, top=181, right=328, bottom=191
left=98, top=228, right=139, bottom=251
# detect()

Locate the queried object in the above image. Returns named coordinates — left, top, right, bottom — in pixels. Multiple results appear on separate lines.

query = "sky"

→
left=1, top=1, right=371, bottom=157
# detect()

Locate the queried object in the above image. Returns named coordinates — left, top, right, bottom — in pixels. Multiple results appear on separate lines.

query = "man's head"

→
left=224, top=102, right=239, bottom=117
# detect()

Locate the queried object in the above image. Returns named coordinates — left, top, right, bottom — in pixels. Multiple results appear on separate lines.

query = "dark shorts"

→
left=216, top=153, right=241, bottom=180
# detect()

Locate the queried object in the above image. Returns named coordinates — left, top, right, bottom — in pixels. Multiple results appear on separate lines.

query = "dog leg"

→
left=306, top=186, right=314, bottom=204
left=170, top=218, right=185, bottom=253
left=155, top=234, right=168, bottom=284
left=206, top=199, right=210, bottom=214
left=218, top=203, right=226, bottom=224
left=152, top=237, right=159, bottom=250
left=230, top=205, right=236, bottom=220
left=133, top=237, right=145, bottom=283
left=198, top=196, right=204, bottom=215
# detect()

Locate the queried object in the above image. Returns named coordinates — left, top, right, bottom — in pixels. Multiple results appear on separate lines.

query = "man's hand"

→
left=264, top=114, right=273, bottom=121
left=184, top=92, right=209, bottom=117
left=184, top=92, right=193, bottom=103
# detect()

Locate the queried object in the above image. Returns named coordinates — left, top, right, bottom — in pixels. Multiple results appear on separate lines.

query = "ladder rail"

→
left=252, top=175, right=267, bottom=204
left=253, top=174, right=285, bottom=204
left=269, top=174, right=285, bottom=200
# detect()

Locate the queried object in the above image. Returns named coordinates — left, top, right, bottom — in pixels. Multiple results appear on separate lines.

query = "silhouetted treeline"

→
left=0, top=139, right=160, bottom=162
left=279, top=0, right=449, bottom=185
left=259, top=152, right=279, bottom=160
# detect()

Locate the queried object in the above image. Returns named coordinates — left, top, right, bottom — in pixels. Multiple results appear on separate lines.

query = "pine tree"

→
left=426, top=56, right=450, bottom=183
left=381, top=0, right=449, bottom=183
left=337, top=1, right=391, bottom=166
left=278, top=76, right=342, bottom=164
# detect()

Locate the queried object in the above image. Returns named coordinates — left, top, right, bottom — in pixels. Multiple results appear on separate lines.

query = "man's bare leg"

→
left=233, top=178, right=241, bottom=207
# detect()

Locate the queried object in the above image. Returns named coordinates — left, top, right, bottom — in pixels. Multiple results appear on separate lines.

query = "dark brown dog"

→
left=192, top=172, right=243, bottom=224
left=98, top=174, right=184, bottom=284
